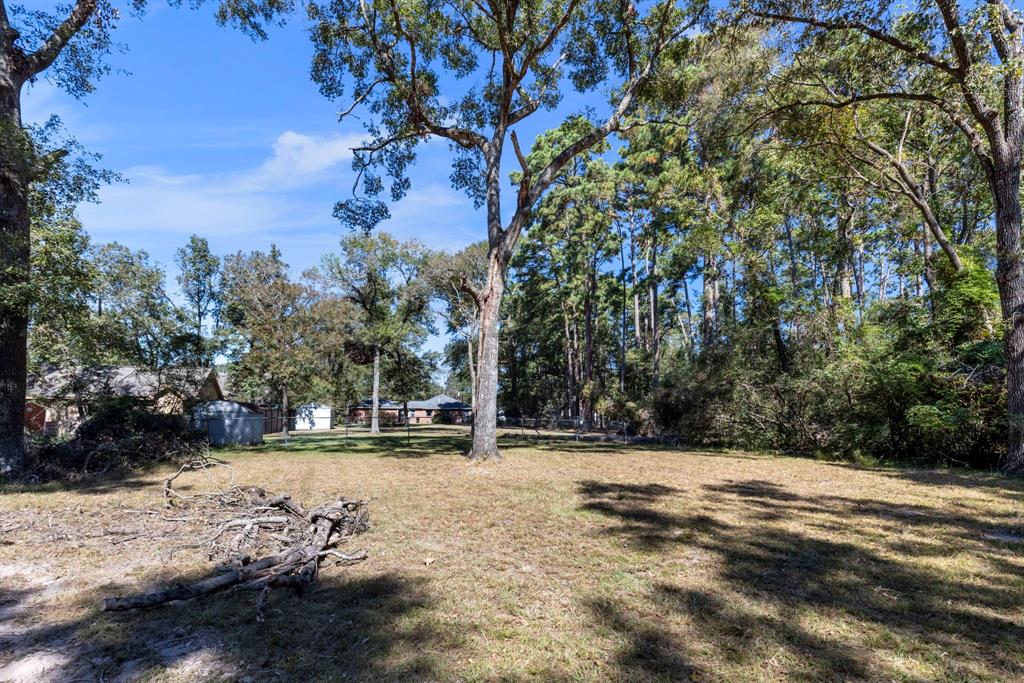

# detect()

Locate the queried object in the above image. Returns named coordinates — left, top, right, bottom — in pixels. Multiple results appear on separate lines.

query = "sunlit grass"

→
left=2, top=426, right=1022, bottom=681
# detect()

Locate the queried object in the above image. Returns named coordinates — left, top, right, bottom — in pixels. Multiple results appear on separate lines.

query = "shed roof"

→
left=193, top=400, right=261, bottom=417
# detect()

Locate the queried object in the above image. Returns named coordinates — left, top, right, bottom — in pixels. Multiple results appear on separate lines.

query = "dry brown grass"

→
left=1, top=426, right=1023, bottom=682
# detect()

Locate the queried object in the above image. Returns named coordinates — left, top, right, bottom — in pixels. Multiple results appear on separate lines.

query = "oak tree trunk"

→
left=370, top=345, right=380, bottom=434
left=466, top=336, right=476, bottom=416
left=0, top=58, right=28, bottom=477
left=468, top=254, right=505, bottom=460
left=994, top=158, right=1024, bottom=474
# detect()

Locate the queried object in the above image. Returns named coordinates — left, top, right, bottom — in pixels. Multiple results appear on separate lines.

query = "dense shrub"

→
left=655, top=255, right=1006, bottom=469
left=25, top=397, right=208, bottom=481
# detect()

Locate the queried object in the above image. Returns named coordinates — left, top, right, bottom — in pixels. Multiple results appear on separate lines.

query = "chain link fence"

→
left=498, top=416, right=633, bottom=444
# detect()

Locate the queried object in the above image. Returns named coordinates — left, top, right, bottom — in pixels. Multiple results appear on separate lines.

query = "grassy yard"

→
left=1, top=426, right=1023, bottom=682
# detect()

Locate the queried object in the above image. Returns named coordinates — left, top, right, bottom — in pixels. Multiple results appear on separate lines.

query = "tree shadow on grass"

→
left=588, top=595, right=698, bottom=682
left=827, top=462, right=1024, bottom=500
left=0, top=571, right=465, bottom=681
left=577, top=478, right=1024, bottom=681
left=0, top=477, right=159, bottom=498
left=703, top=478, right=1024, bottom=543
left=255, top=433, right=471, bottom=459
left=576, top=480, right=723, bottom=552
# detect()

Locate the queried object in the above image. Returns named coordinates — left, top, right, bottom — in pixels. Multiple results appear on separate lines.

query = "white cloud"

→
left=234, top=130, right=364, bottom=192
left=76, top=129, right=482, bottom=276
left=79, top=130, right=365, bottom=239
left=381, top=185, right=481, bottom=251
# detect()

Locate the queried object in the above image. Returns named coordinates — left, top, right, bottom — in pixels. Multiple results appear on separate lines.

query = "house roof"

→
left=407, top=394, right=471, bottom=411
left=351, top=394, right=470, bottom=410
left=28, top=366, right=221, bottom=402
left=352, top=398, right=403, bottom=409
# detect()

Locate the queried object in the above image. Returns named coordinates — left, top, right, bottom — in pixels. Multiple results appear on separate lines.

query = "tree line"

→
left=25, top=221, right=483, bottom=439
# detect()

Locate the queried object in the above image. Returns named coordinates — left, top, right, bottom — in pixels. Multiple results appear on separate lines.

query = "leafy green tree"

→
left=426, top=241, right=487, bottom=415
left=0, top=0, right=299, bottom=474
left=222, top=246, right=313, bottom=442
left=319, top=233, right=433, bottom=433
left=175, top=234, right=221, bottom=364
left=91, top=243, right=191, bottom=369
left=309, top=0, right=704, bottom=458
left=738, top=0, right=1024, bottom=472
left=27, top=217, right=99, bottom=372
left=304, top=293, right=368, bottom=416
left=385, top=346, right=440, bottom=423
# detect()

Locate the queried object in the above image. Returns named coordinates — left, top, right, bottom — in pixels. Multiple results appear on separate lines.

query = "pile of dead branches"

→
left=101, top=457, right=369, bottom=619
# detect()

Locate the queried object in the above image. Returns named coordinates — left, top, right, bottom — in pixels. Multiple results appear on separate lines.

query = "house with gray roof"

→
left=347, top=394, right=471, bottom=425
left=26, top=366, right=223, bottom=435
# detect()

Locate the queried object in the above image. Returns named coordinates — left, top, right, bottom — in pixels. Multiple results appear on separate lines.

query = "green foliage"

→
left=175, top=234, right=222, bottom=364
left=431, top=410, right=455, bottom=425
left=221, top=246, right=314, bottom=410
left=25, top=397, right=206, bottom=482
left=649, top=293, right=1006, bottom=468
left=496, top=18, right=1008, bottom=469
left=931, top=250, right=1000, bottom=347
left=75, top=396, right=189, bottom=442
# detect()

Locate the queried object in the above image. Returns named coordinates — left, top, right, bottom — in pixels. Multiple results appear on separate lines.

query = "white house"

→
left=293, top=403, right=333, bottom=431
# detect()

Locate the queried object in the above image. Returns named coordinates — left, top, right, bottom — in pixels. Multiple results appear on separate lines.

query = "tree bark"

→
left=701, top=252, right=719, bottom=353
left=466, top=336, right=476, bottom=416
left=563, top=310, right=575, bottom=419
left=629, top=217, right=642, bottom=349
left=618, top=224, right=627, bottom=391
left=281, top=385, right=290, bottom=442
left=836, top=194, right=854, bottom=302
left=647, top=233, right=660, bottom=389
left=994, top=157, right=1024, bottom=473
left=0, top=42, right=29, bottom=477
left=370, top=345, right=380, bottom=434
left=468, top=253, right=505, bottom=460
left=682, top=276, right=694, bottom=360
left=0, top=0, right=98, bottom=477
left=581, top=266, right=596, bottom=431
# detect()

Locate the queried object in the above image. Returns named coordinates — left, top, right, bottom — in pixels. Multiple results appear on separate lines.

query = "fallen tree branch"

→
left=102, top=462, right=369, bottom=619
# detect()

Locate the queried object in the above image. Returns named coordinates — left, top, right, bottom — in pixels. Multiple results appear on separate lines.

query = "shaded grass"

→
left=1, top=426, right=1023, bottom=681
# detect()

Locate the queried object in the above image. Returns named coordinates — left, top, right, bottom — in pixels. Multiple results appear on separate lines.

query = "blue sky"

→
left=20, top=0, right=622, bottom=353
left=22, top=3, right=486, bottom=269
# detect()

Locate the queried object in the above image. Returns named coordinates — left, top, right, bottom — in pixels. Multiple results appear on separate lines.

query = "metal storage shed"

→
left=193, top=401, right=264, bottom=446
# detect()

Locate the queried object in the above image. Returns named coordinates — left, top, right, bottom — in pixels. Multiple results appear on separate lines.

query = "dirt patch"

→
left=0, top=651, right=70, bottom=682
